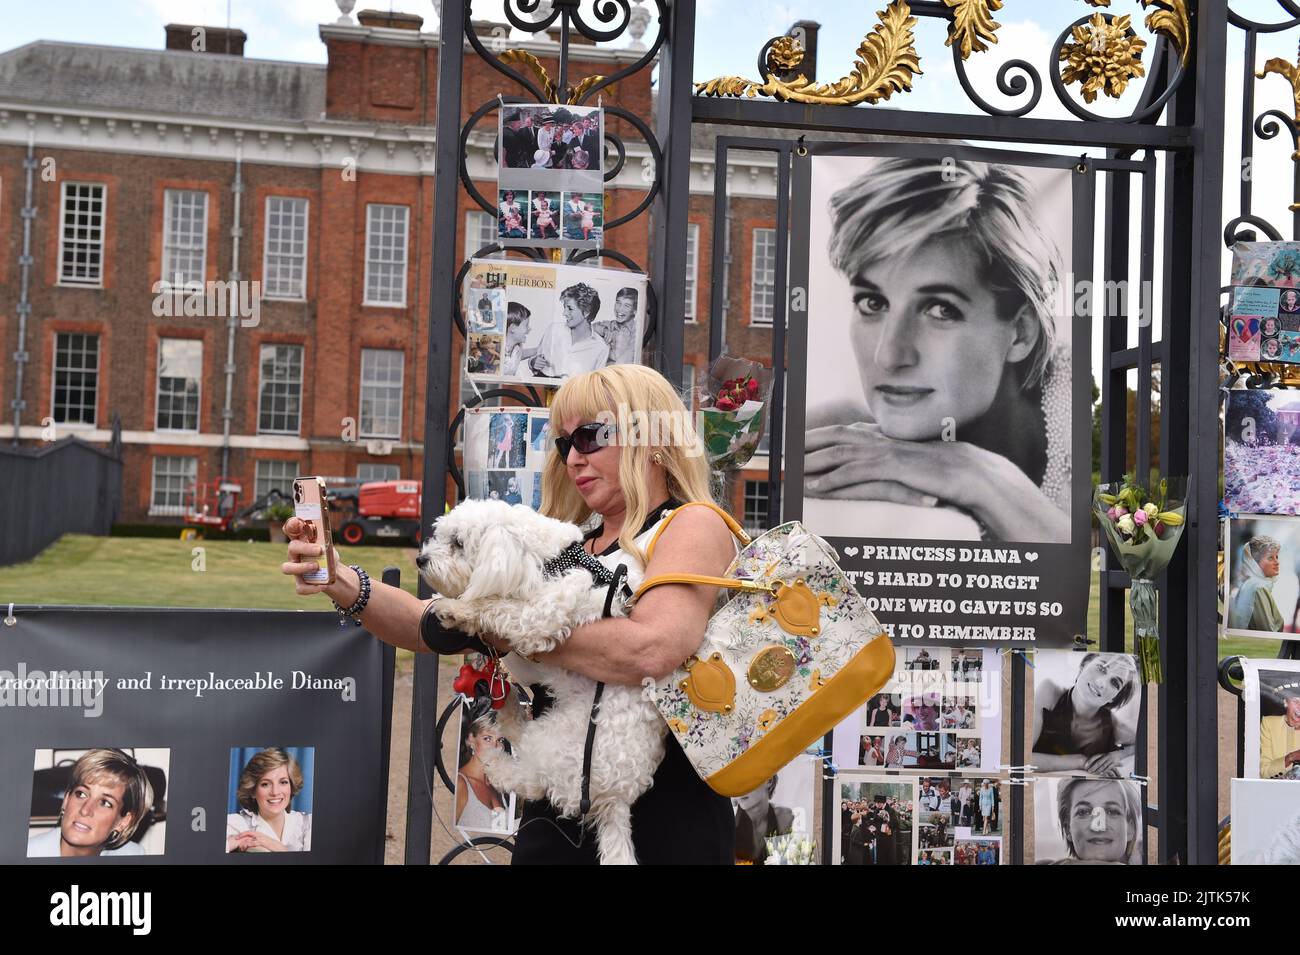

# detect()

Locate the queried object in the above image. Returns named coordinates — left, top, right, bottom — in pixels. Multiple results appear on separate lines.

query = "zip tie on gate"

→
left=4, top=602, right=15, bottom=626
left=1129, top=773, right=1151, bottom=786
left=998, top=764, right=1037, bottom=773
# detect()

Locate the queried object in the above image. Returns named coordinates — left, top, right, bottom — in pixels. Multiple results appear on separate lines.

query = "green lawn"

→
left=0, top=534, right=1286, bottom=662
left=0, top=533, right=421, bottom=610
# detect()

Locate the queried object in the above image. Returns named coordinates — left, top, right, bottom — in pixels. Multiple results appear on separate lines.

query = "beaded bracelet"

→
left=332, top=564, right=371, bottom=627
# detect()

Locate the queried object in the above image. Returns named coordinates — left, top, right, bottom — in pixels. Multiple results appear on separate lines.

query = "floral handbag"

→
left=631, top=502, right=896, bottom=797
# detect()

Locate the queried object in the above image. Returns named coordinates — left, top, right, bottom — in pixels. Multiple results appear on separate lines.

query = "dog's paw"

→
left=508, top=631, right=564, bottom=659
left=434, top=597, right=475, bottom=633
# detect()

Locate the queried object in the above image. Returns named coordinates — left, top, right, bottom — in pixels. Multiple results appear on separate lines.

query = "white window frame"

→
left=464, top=209, right=498, bottom=261
left=262, top=196, right=309, bottom=300
left=743, top=479, right=771, bottom=535
left=359, top=348, right=404, bottom=439
left=750, top=227, right=777, bottom=327
left=363, top=203, right=409, bottom=307
left=255, top=459, right=300, bottom=502
left=51, top=332, right=100, bottom=427
left=161, top=188, right=209, bottom=286
left=155, top=337, right=203, bottom=433
left=357, top=463, right=401, bottom=483
left=684, top=222, right=700, bottom=322
left=58, top=182, right=107, bottom=287
left=256, top=343, right=304, bottom=435
left=150, top=455, right=197, bottom=517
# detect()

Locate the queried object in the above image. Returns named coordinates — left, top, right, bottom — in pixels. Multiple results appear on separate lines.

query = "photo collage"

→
left=835, top=775, right=1002, bottom=865
left=462, top=258, right=646, bottom=387
left=462, top=405, right=550, bottom=511
left=1225, top=241, right=1300, bottom=363
left=837, top=646, right=1000, bottom=775
left=497, top=104, right=604, bottom=249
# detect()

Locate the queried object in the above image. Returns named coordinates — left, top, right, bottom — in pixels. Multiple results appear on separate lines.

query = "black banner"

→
left=1, top=608, right=393, bottom=864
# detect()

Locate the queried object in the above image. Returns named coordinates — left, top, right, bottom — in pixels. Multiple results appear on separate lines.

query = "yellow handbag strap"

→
left=633, top=571, right=777, bottom=603
left=633, top=502, right=758, bottom=603
left=643, top=500, right=750, bottom=563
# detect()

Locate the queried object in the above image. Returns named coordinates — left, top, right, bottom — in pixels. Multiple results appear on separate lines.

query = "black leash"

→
left=579, top=563, right=630, bottom=817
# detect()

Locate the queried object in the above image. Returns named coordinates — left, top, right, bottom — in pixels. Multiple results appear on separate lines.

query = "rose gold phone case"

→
left=292, top=476, right=337, bottom=585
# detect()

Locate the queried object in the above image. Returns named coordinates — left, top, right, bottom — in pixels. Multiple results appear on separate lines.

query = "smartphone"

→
left=292, top=476, right=337, bottom=586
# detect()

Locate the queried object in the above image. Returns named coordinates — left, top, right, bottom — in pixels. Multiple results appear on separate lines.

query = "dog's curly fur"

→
left=418, top=498, right=667, bottom=865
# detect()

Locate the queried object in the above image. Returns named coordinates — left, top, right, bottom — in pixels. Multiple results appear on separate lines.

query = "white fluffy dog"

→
left=418, top=498, right=667, bottom=865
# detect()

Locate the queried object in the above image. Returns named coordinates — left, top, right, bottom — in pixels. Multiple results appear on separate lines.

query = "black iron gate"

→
left=412, top=0, right=1293, bottom=866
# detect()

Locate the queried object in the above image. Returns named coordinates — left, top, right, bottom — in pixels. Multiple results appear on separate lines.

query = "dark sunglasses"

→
left=554, top=421, right=615, bottom=459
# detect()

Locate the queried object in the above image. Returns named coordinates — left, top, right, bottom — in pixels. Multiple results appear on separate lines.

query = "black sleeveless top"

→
left=510, top=499, right=736, bottom=865
left=1035, top=688, right=1116, bottom=758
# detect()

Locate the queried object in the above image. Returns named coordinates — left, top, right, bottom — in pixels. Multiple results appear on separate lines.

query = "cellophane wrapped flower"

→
left=762, top=833, right=816, bottom=865
left=1093, top=475, right=1189, bottom=684
left=695, top=355, right=773, bottom=472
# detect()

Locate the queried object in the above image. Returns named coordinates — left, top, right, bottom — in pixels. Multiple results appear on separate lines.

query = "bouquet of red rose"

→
left=695, top=355, right=773, bottom=472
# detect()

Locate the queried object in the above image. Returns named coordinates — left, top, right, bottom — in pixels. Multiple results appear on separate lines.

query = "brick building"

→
left=0, top=9, right=786, bottom=531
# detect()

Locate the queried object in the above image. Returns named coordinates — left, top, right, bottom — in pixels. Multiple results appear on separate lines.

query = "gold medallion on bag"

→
left=748, top=645, right=797, bottom=692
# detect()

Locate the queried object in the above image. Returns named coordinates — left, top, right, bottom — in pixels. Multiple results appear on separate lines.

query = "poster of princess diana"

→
left=786, top=143, right=1093, bottom=648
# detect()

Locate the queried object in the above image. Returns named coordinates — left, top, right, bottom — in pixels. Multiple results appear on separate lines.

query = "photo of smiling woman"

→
left=1032, top=650, right=1140, bottom=779
left=1035, top=777, right=1144, bottom=864
left=802, top=154, right=1073, bottom=544
left=226, top=747, right=313, bottom=853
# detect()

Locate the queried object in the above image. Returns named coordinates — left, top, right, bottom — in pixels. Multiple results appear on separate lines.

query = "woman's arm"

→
left=533, top=506, right=738, bottom=686
left=281, top=519, right=435, bottom=654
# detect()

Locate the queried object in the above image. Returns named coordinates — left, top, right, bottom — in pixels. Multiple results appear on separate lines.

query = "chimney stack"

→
left=165, top=23, right=247, bottom=56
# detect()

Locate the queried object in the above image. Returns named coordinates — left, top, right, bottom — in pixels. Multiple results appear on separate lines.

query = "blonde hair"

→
left=236, top=748, right=305, bottom=815
left=68, top=748, right=152, bottom=849
left=542, top=363, right=718, bottom=569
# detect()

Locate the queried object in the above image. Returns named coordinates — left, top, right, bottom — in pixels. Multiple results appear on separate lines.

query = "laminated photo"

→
left=833, top=646, right=1002, bottom=773
left=1224, top=390, right=1300, bottom=516
left=1229, top=778, right=1300, bottom=863
left=498, top=103, right=604, bottom=250
left=26, top=748, right=169, bottom=858
left=834, top=776, right=916, bottom=865
left=1224, top=515, right=1300, bottom=640
left=1033, top=776, right=1145, bottom=864
left=462, top=406, right=549, bottom=509
left=731, top=754, right=816, bottom=865
left=1031, top=649, right=1140, bottom=779
left=452, top=705, right=518, bottom=838
left=790, top=143, right=1091, bottom=648
left=463, top=258, right=646, bottom=387
left=1240, top=658, right=1300, bottom=779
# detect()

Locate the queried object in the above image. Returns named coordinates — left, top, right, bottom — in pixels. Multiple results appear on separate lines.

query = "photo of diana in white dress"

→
left=226, top=747, right=313, bottom=853
left=802, top=155, right=1074, bottom=544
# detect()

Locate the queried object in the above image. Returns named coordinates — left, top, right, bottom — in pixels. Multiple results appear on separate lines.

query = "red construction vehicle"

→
left=332, top=480, right=424, bottom=546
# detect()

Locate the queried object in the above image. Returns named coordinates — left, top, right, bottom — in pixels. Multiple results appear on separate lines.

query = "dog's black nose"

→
left=416, top=554, right=429, bottom=569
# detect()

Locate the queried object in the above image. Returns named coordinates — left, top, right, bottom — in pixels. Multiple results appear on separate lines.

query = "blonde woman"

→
left=226, top=748, right=312, bottom=852
left=27, top=748, right=151, bottom=858
left=281, top=364, right=738, bottom=865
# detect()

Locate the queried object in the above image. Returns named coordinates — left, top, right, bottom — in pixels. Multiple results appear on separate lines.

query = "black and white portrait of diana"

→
left=801, top=153, right=1075, bottom=545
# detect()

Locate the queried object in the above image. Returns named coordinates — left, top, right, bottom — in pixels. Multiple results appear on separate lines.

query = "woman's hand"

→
left=1083, top=750, right=1127, bottom=778
left=226, top=831, right=259, bottom=852
left=281, top=517, right=359, bottom=606
left=804, top=423, right=1069, bottom=543
left=242, top=831, right=288, bottom=852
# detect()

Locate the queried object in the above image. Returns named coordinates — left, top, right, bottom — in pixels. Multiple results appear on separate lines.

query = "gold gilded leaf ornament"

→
left=1142, top=0, right=1191, bottom=67
left=1058, top=13, right=1146, bottom=103
left=694, top=0, right=922, bottom=106
left=943, top=0, right=1003, bottom=60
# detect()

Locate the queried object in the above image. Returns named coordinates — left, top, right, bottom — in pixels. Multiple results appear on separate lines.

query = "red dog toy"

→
left=453, top=659, right=510, bottom=710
